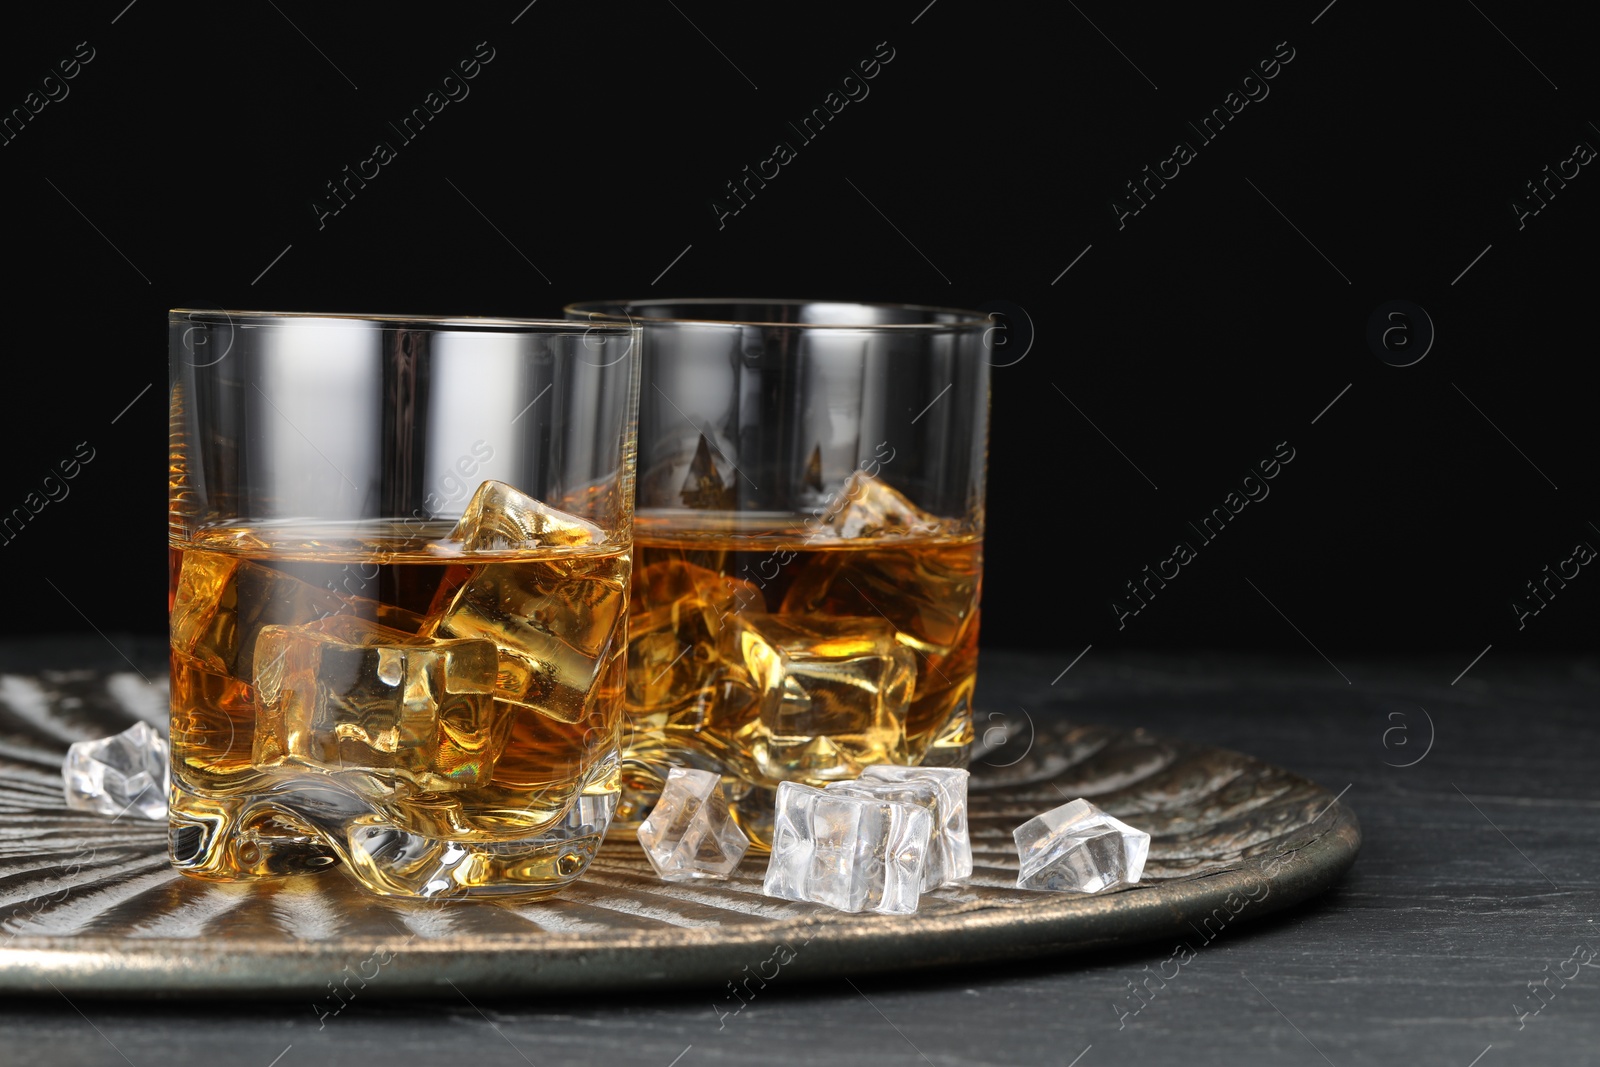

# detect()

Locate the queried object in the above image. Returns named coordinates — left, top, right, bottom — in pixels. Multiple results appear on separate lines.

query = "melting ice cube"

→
left=721, top=613, right=913, bottom=781
left=626, top=559, right=762, bottom=725
left=170, top=552, right=350, bottom=679
left=814, top=471, right=953, bottom=540
left=428, top=481, right=627, bottom=725
left=447, top=480, right=606, bottom=553
left=428, top=559, right=627, bottom=724
left=252, top=614, right=507, bottom=791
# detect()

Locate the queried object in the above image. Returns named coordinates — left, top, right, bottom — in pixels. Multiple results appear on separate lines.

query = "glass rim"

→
left=563, top=297, right=991, bottom=330
left=170, top=308, right=638, bottom=335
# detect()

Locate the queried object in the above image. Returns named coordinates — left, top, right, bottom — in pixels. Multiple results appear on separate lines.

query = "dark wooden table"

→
left=2, top=638, right=1596, bottom=1066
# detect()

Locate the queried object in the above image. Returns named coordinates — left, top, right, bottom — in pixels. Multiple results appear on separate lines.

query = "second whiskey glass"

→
left=567, top=299, right=991, bottom=848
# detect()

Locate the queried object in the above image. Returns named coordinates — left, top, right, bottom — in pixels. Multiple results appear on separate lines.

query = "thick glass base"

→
left=168, top=779, right=616, bottom=902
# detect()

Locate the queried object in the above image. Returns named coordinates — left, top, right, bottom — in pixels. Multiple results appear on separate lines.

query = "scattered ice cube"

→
left=252, top=614, right=508, bottom=791
left=62, top=721, right=169, bottom=821
left=762, top=780, right=933, bottom=914
left=723, top=613, right=913, bottom=782
left=814, top=471, right=953, bottom=540
left=636, top=766, right=750, bottom=881
left=1013, top=797, right=1150, bottom=894
left=831, top=765, right=971, bottom=889
left=447, top=480, right=606, bottom=552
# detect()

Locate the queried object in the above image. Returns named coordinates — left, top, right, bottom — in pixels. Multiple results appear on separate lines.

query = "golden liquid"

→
left=623, top=514, right=981, bottom=846
left=167, top=523, right=628, bottom=898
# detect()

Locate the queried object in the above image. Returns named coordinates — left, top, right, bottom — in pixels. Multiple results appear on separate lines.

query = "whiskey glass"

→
left=565, top=299, right=990, bottom=848
left=167, top=311, right=640, bottom=899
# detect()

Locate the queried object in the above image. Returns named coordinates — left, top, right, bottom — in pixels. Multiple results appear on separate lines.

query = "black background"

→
left=2, top=0, right=1595, bottom=667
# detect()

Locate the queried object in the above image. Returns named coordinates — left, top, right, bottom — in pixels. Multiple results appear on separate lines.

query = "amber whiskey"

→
left=623, top=507, right=981, bottom=848
left=167, top=510, right=629, bottom=899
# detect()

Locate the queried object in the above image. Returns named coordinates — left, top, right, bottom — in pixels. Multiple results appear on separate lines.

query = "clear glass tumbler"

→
left=565, top=299, right=990, bottom=848
left=167, top=311, right=640, bottom=899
